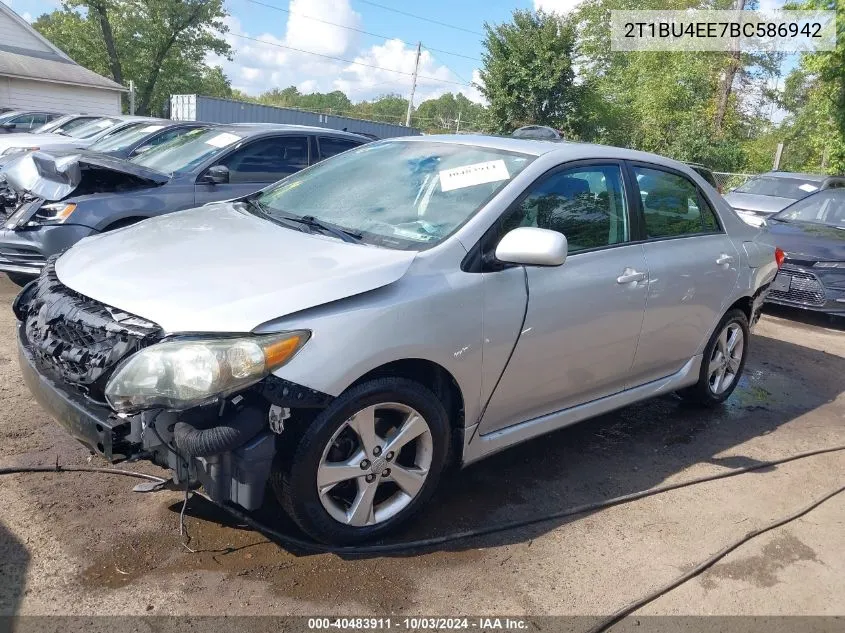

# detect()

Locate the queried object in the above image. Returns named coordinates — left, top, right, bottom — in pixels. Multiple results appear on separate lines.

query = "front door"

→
left=194, top=135, right=310, bottom=205
left=627, top=164, right=741, bottom=385
left=479, top=162, right=649, bottom=434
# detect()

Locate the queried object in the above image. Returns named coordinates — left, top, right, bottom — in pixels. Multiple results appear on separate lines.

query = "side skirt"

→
left=461, top=355, right=703, bottom=466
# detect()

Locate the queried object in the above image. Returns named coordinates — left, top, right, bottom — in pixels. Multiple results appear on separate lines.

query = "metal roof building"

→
left=0, top=1, right=125, bottom=114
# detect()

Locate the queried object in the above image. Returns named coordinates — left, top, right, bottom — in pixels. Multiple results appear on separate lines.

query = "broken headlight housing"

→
left=30, top=202, right=77, bottom=225
left=104, top=331, right=310, bottom=412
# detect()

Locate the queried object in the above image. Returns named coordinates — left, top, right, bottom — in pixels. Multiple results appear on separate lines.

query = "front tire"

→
left=272, top=377, right=451, bottom=545
left=680, top=308, right=749, bottom=406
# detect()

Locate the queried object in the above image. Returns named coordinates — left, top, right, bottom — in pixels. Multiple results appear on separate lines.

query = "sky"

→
left=5, top=0, right=793, bottom=114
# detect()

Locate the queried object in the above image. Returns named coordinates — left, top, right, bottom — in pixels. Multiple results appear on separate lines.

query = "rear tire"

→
left=272, top=377, right=450, bottom=545
left=679, top=308, right=749, bottom=407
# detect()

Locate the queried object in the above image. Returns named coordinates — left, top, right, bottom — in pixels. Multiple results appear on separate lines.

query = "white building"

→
left=0, top=1, right=125, bottom=115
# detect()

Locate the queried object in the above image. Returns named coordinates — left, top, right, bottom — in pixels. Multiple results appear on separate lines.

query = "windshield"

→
left=65, top=118, right=121, bottom=139
left=734, top=176, right=821, bottom=200
left=773, top=189, right=845, bottom=228
left=89, top=122, right=167, bottom=152
left=254, top=140, right=534, bottom=249
left=131, top=128, right=242, bottom=174
left=34, top=116, right=100, bottom=135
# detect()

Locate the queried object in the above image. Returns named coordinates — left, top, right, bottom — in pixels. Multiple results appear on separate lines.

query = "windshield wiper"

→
left=284, top=214, right=363, bottom=244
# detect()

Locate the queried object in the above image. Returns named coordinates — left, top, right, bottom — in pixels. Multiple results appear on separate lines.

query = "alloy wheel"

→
left=316, top=402, right=433, bottom=527
left=708, top=322, right=744, bottom=395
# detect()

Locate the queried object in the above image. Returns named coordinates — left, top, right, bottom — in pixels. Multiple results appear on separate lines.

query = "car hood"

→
left=0, top=132, right=86, bottom=151
left=0, top=150, right=169, bottom=200
left=55, top=203, right=418, bottom=333
left=766, top=220, right=845, bottom=262
left=722, top=192, right=796, bottom=215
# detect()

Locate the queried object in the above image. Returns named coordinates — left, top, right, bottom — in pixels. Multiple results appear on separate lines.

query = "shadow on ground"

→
left=172, top=331, right=845, bottom=558
left=0, top=522, right=29, bottom=617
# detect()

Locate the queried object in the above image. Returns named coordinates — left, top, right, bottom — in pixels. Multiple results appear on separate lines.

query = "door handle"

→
left=616, top=268, right=648, bottom=284
left=716, top=254, right=735, bottom=266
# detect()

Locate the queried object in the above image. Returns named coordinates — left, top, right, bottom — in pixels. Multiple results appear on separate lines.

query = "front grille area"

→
left=769, top=263, right=826, bottom=307
left=14, top=259, right=163, bottom=399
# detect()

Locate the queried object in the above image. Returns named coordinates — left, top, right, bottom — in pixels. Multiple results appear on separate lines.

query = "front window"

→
left=254, top=140, right=534, bottom=249
left=773, top=190, right=845, bottom=228
left=132, top=128, right=245, bottom=174
left=734, top=176, right=821, bottom=200
left=65, top=118, right=121, bottom=139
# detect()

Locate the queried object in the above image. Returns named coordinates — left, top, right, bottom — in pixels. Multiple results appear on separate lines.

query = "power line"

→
left=356, top=0, right=484, bottom=36
left=422, top=44, right=471, bottom=85
left=230, top=32, right=471, bottom=87
left=242, top=0, right=482, bottom=62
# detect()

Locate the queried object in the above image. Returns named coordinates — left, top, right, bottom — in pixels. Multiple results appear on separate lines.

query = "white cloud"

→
left=534, top=0, right=583, bottom=15
left=211, top=0, right=481, bottom=107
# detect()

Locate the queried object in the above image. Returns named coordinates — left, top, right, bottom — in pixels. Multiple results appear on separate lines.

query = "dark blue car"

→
left=0, top=124, right=369, bottom=284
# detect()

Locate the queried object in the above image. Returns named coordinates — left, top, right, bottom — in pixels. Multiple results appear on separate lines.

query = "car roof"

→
left=390, top=134, right=694, bottom=171
left=215, top=123, right=370, bottom=141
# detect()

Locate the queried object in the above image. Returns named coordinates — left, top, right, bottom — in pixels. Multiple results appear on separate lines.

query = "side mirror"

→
left=202, top=165, right=230, bottom=185
left=495, top=227, right=568, bottom=267
left=1, top=123, right=15, bottom=130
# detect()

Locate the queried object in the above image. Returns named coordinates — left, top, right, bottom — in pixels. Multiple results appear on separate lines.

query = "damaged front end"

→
left=14, top=259, right=329, bottom=511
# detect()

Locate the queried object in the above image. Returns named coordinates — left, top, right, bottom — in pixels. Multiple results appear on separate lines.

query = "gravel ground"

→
left=1, top=273, right=843, bottom=618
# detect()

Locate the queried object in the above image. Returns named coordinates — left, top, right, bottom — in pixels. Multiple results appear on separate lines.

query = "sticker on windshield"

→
left=205, top=132, right=242, bottom=148
left=798, top=183, right=818, bottom=193
left=140, top=125, right=164, bottom=133
left=439, top=160, right=510, bottom=192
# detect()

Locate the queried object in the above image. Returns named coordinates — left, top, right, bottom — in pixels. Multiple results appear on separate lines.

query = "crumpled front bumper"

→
left=17, top=323, right=132, bottom=461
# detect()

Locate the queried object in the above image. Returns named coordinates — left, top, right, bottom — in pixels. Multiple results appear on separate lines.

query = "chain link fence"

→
left=713, top=172, right=755, bottom=192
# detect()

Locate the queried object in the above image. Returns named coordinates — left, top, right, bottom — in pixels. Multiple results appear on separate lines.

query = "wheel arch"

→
left=349, top=358, right=466, bottom=434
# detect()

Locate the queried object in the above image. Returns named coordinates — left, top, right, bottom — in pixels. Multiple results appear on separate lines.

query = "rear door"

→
left=478, top=161, right=649, bottom=434
left=626, top=163, right=740, bottom=386
left=194, top=134, right=310, bottom=204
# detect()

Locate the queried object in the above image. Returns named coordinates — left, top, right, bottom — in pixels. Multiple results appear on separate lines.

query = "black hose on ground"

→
left=2, top=444, right=844, bottom=633
left=173, top=405, right=266, bottom=458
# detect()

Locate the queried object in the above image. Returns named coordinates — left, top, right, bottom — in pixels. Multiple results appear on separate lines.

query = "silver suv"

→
left=15, top=136, right=780, bottom=544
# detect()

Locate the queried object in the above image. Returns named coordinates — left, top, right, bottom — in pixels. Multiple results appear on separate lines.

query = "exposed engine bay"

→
left=14, top=259, right=332, bottom=510
left=1, top=150, right=168, bottom=203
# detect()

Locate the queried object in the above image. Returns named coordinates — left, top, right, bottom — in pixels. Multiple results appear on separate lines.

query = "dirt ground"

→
left=1, top=273, right=844, bottom=619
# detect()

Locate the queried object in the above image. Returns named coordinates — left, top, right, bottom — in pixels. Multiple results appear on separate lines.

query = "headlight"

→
left=1, top=146, right=39, bottom=156
left=28, top=202, right=77, bottom=226
left=814, top=261, right=845, bottom=269
left=104, top=331, right=310, bottom=412
left=735, top=210, right=766, bottom=227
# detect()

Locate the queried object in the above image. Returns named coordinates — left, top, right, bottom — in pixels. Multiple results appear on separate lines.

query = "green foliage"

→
left=478, top=9, right=582, bottom=135
left=33, top=0, right=232, bottom=116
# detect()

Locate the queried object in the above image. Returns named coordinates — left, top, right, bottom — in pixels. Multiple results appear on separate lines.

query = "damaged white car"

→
left=15, top=137, right=780, bottom=544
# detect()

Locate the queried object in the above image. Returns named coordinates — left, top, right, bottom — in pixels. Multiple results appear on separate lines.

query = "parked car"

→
left=29, top=114, right=104, bottom=136
left=687, top=163, right=721, bottom=193
left=511, top=125, right=561, bottom=140
left=0, top=115, right=161, bottom=159
left=0, top=110, right=60, bottom=134
left=0, top=124, right=368, bottom=284
left=764, top=188, right=845, bottom=315
left=725, top=171, right=845, bottom=226
left=14, top=136, right=780, bottom=544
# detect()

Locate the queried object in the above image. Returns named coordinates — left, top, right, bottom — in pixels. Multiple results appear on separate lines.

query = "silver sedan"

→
left=16, top=136, right=780, bottom=545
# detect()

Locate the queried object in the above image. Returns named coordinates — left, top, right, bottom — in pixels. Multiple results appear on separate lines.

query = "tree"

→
left=478, top=9, right=581, bottom=134
left=414, top=92, right=486, bottom=132
left=33, top=0, right=232, bottom=116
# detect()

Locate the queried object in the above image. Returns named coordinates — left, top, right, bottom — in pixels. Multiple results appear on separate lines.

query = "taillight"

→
left=775, top=247, right=785, bottom=269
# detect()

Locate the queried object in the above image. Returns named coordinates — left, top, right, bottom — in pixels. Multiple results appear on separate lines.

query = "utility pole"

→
left=455, top=110, right=462, bottom=133
left=129, top=79, right=135, bottom=115
left=405, top=41, right=421, bottom=127
left=773, top=142, right=784, bottom=170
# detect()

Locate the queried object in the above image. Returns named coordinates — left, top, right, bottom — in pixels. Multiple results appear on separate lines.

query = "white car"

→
left=0, top=115, right=161, bottom=159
